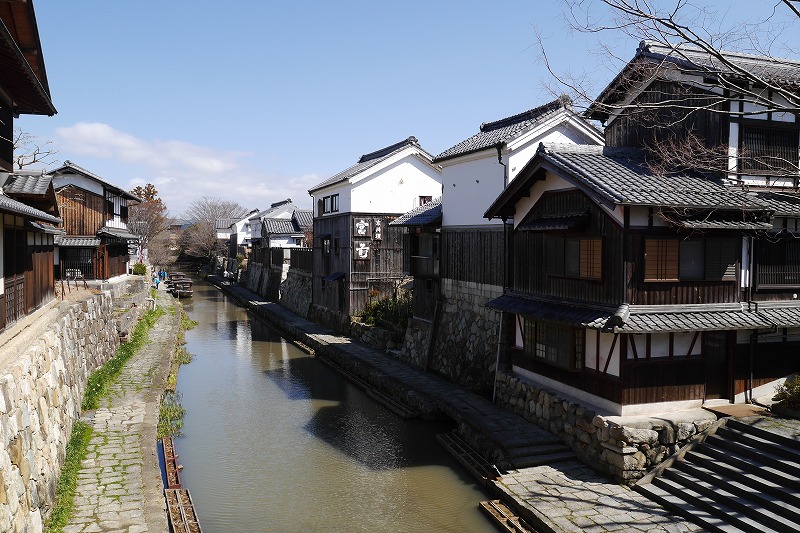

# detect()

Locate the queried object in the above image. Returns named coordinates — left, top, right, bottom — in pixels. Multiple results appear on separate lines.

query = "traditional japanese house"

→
left=484, top=42, right=800, bottom=415
left=227, top=209, right=259, bottom=258
left=51, top=161, right=140, bottom=280
left=0, top=1, right=63, bottom=330
left=308, top=136, right=442, bottom=327
left=391, top=98, right=603, bottom=393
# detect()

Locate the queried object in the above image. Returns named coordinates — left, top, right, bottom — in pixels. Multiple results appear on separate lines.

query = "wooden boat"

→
left=171, top=278, right=193, bottom=298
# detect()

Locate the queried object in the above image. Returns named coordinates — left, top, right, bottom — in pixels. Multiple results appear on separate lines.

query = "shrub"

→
left=361, top=294, right=411, bottom=329
left=133, top=263, right=147, bottom=275
left=776, top=375, right=800, bottom=409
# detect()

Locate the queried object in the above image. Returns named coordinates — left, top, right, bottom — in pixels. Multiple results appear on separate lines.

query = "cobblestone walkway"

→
left=64, top=290, right=177, bottom=533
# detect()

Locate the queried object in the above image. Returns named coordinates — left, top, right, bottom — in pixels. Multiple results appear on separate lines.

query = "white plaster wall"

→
left=269, top=235, right=302, bottom=247
left=53, top=175, right=103, bottom=197
left=511, top=172, right=574, bottom=229
left=585, top=330, right=621, bottom=377
left=673, top=332, right=702, bottom=356
left=350, top=156, right=442, bottom=214
left=443, top=121, right=600, bottom=228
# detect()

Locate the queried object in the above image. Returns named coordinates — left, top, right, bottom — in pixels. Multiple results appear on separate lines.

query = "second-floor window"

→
left=546, top=237, right=602, bottom=280
left=323, top=194, right=339, bottom=214
left=644, top=238, right=737, bottom=282
left=739, top=123, right=800, bottom=175
left=419, top=196, right=432, bottom=206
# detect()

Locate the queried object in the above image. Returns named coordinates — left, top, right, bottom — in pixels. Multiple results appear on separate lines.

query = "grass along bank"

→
left=44, top=420, right=93, bottom=533
left=82, top=306, right=165, bottom=411
left=158, top=305, right=197, bottom=438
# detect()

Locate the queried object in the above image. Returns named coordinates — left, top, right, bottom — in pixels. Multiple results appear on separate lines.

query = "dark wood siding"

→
left=627, top=234, right=740, bottom=304
left=312, top=212, right=405, bottom=316
left=441, top=226, right=504, bottom=286
left=511, top=191, right=624, bottom=305
left=605, top=80, right=728, bottom=151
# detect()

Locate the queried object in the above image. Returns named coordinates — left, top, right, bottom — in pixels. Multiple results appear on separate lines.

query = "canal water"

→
left=175, top=280, right=496, bottom=532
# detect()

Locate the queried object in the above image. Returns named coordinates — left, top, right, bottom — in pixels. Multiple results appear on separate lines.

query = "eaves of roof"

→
left=51, top=161, right=141, bottom=202
left=434, top=98, right=575, bottom=163
left=485, top=143, right=771, bottom=221
left=0, top=193, right=60, bottom=224
left=308, top=137, right=435, bottom=194
left=390, top=198, right=442, bottom=227
left=0, top=16, right=55, bottom=115
left=587, top=40, right=800, bottom=122
left=2, top=171, right=52, bottom=196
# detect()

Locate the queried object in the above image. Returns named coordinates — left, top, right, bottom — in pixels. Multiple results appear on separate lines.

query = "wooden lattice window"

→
left=644, top=239, right=679, bottom=281
left=524, top=320, right=584, bottom=371
left=740, top=124, right=799, bottom=174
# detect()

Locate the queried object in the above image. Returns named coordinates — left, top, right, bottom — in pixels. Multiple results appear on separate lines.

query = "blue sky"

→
left=19, top=1, right=800, bottom=217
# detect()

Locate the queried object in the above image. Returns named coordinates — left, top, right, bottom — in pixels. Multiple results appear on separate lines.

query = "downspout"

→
left=496, top=144, right=508, bottom=188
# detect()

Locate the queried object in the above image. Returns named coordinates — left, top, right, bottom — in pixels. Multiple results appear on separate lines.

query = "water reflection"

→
left=176, top=279, right=495, bottom=532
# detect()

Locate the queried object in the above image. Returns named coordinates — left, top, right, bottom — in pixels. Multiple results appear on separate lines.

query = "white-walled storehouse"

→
left=308, top=136, right=441, bottom=327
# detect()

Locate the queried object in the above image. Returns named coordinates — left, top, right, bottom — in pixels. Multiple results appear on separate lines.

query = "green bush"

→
left=776, top=375, right=800, bottom=409
left=132, top=263, right=147, bottom=275
left=361, top=295, right=411, bottom=329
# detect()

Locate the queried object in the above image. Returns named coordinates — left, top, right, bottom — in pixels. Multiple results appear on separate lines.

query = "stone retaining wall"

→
left=494, top=371, right=717, bottom=483
left=425, top=279, right=502, bottom=396
left=278, top=269, right=312, bottom=318
left=0, top=293, right=123, bottom=531
left=350, top=321, right=404, bottom=352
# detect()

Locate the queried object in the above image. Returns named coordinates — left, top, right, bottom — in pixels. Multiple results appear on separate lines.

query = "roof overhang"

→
left=0, top=7, right=55, bottom=116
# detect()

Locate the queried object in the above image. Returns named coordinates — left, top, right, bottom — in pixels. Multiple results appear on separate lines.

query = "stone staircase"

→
left=502, top=435, right=575, bottom=469
left=635, top=417, right=800, bottom=532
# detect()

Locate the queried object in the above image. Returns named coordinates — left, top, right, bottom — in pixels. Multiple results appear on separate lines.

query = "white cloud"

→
left=53, top=122, right=320, bottom=216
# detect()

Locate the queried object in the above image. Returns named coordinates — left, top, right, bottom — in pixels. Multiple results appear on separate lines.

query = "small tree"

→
left=129, top=183, right=170, bottom=261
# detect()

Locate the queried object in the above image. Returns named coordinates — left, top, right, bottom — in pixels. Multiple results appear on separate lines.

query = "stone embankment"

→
left=0, top=277, right=149, bottom=532
left=494, top=373, right=717, bottom=483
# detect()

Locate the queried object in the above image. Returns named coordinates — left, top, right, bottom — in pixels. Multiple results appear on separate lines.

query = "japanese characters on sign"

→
left=354, top=241, right=371, bottom=260
left=354, top=218, right=371, bottom=237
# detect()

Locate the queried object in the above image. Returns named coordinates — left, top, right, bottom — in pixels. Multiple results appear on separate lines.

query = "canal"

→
left=174, top=279, right=497, bottom=532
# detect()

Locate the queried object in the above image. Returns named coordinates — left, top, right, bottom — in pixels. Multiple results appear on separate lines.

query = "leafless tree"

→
left=179, top=196, right=250, bottom=259
left=182, top=196, right=250, bottom=226
left=539, top=1, right=800, bottom=177
left=13, top=128, right=57, bottom=168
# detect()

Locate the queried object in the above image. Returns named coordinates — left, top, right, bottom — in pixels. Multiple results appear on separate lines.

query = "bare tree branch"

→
left=13, top=128, right=58, bottom=168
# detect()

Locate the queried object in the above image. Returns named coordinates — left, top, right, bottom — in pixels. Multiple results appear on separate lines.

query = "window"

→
left=334, top=238, right=340, bottom=255
left=524, top=320, right=584, bottom=371
left=322, top=237, right=331, bottom=255
left=419, top=196, right=432, bottom=206
left=645, top=238, right=737, bottom=282
left=546, top=237, right=602, bottom=280
left=739, top=123, right=799, bottom=174
left=323, top=194, right=339, bottom=214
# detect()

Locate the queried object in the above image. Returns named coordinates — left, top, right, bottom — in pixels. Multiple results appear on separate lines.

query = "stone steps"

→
left=635, top=418, right=800, bottom=531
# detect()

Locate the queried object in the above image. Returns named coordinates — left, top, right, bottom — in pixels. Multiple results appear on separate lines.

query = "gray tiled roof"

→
left=675, top=219, right=773, bottom=230
left=309, top=137, right=432, bottom=194
left=55, top=236, right=101, bottom=247
left=262, top=218, right=297, bottom=234
left=589, top=40, right=800, bottom=120
left=433, top=98, right=573, bottom=162
left=539, top=144, right=769, bottom=210
left=641, top=40, right=800, bottom=89
left=215, top=218, right=237, bottom=230
left=489, top=292, right=800, bottom=333
left=0, top=193, right=61, bottom=224
left=98, top=226, right=138, bottom=241
left=390, top=198, right=442, bottom=226
left=292, top=209, right=313, bottom=230
left=2, top=171, right=52, bottom=196
left=752, top=191, right=800, bottom=216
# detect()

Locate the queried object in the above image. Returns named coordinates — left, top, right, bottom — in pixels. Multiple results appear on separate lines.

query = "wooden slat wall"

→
left=511, top=191, right=624, bottom=305
left=627, top=236, right=739, bottom=304
left=622, top=358, right=706, bottom=404
left=56, top=186, right=105, bottom=236
left=441, top=227, right=504, bottom=286
left=605, top=80, right=728, bottom=149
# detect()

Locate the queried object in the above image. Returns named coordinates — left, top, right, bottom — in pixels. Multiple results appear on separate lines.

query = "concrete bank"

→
left=205, top=275, right=698, bottom=532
